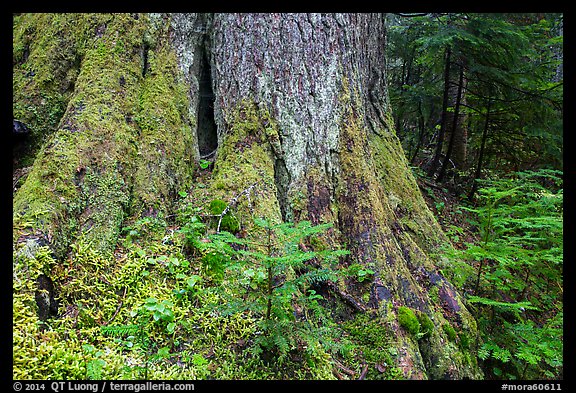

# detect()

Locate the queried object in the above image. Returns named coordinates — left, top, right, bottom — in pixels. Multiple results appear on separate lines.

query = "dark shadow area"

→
left=197, top=46, right=218, bottom=158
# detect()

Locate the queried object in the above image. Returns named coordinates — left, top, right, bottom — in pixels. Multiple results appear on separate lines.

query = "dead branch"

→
left=332, top=368, right=345, bottom=380
left=358, top=364, right=369, bottom=380
left=334, top=360, right=356, bottom=377
left=105, top=286, right=127, bottom=325
left=217, top=181, right=259, bottom=232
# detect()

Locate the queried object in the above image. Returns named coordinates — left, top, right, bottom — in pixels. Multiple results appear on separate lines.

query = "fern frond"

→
left=101, top=324, right=141, bottom=337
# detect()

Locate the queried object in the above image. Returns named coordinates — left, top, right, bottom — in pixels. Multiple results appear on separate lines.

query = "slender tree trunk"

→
left=410, top=102, right=426, bottom=164
left=437, top=63, right=465, bottom=182
left=13, top=13, right=482, bottom=380
left=444, top=61, right=469, bottom=171
left=468, top=96, right=491, bottom=201
left=427, top=46, right=451, bottom=177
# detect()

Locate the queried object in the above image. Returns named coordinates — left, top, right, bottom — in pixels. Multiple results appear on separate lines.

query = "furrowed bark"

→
left=208, top=13, right=482, bottom=379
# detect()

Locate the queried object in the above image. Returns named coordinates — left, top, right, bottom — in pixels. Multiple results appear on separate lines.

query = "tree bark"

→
left=437, top=63, right=465, bottom=182
left=444, top=60, right=469, bottom=171
left=427, top=46, right=451, bottom=178
left=13, top=13, right=482, bottom=380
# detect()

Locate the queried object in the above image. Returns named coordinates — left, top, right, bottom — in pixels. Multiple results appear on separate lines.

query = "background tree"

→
left=387, top=13, right=563, bottom=196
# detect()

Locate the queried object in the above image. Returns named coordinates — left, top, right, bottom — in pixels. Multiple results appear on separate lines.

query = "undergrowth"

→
left=427, top=169, right=563, bottom=379
left=13, top=174, right=402, bottom=379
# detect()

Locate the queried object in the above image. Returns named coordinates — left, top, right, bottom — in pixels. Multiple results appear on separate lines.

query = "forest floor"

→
left=415, top=174, right=479, bottom=250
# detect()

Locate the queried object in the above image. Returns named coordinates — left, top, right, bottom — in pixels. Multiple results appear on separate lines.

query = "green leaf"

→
left=199, top=159, right=211, bottom=169
left=307, top=290, right=323, bottom=301
left=163, top=308, right=175, bottom=321
left=158, top=346, right=171, bottom=357
left=186, top=275, right=202, bottom=290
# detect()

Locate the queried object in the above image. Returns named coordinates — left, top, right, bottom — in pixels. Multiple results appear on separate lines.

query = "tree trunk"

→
left=437, top=63, right=465, bottom=182
left=444, top=60, right=469, bottom=171
left=427, top=46, right=451, bottom=178
left=410, top=101, right=426, bottom=164
left=13, top=13, right=482, bottom=380
left=468, top=96, right=492, bottom=201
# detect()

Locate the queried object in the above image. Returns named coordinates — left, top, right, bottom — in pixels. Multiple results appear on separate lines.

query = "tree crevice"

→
left=196, top=28, right=218, bottom=158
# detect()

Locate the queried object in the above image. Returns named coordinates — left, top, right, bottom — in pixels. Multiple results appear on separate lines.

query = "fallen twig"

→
left=358, top=364, right=369, bottom=380
left=217, top=181, right=259, bottom=232
left=332, top=368, right=345, bottom=380
left=105, top=286, right=127, bottom=325
left=334, top=360, right=356, bottom=377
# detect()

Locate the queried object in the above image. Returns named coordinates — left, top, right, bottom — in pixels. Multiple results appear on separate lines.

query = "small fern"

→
left=82, top=344, right=106, bottom=380
left=101, top=324, right=141, bottom=337
left=448, top=169, right=563, bottom=379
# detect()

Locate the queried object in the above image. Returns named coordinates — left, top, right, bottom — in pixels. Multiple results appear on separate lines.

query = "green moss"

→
left=13, top=14, right=161, bottom=259
left=397, top=306, right=420, bottom=336
left=78, top=169, right=130, bottom=257
left=369, top=131, right=448, bottom=256
left=442, top=323, right=457, bottom=342
left=429, top=284, right=440, bottom=304
left=458, top=331, right=470, bottom=350
left=15, top=213, right=341, bottom=380
left=208, top=101, right=282, bottom=233
left=220, top=216, right=240, bottom=233
left=342, top=313, right=404, bottom=380
left=309, top=234, right=329, bottom=251
left=343, top=314, right=388, bottom=354
left=417, top=311, right=434, bottom=337
left=209, top=199, right=227, bottom=215
left=130, top=41, right=195, bottom=219
left=12, top=14, right=116, bottom=168
left=334, top=78, right=432, bottom=379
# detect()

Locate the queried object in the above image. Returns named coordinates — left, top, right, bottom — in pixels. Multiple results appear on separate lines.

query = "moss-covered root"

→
left=129, top=23, right=195, bottom=223
left=331, top=79, right=483, bottom=379
left=14, top=14, right=148, bottom=261
left=206, top=101, right=283, bottom=232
